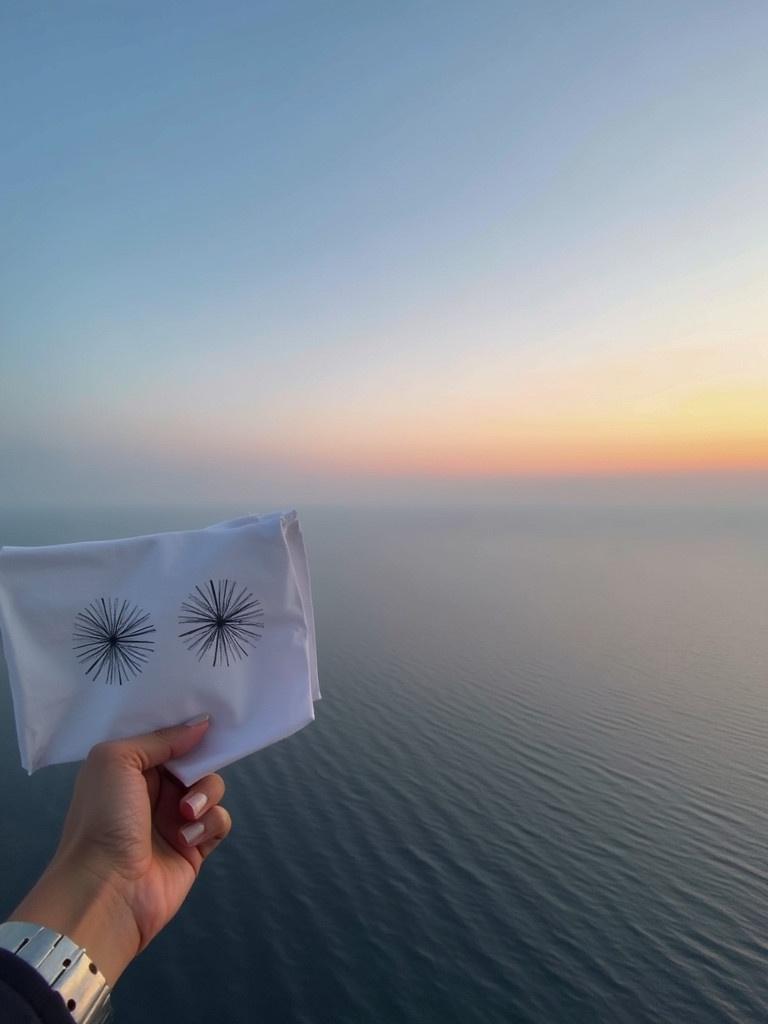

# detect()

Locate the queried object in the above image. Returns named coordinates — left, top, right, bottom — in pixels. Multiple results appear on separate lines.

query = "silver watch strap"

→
left=0, top=921, right=112, bottom=1024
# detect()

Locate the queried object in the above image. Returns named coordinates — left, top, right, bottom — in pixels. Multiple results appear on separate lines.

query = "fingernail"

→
left=184, top=713, right=210, bottom=727
left=181, top=821, right=205, bottom=845
left=184, top=792, right=208, bottom=818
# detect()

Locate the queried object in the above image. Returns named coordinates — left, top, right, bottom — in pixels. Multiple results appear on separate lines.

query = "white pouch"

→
left=0, top=511, right=319, bottom=785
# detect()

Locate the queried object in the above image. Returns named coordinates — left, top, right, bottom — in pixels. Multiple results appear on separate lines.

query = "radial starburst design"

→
left=178, top=579, right=264, bottom=667
left=73, top=597, right=156, bottom=685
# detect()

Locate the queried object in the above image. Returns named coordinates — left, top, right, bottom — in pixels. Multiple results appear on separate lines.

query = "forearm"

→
left=8, top=857, right=140, bottom=987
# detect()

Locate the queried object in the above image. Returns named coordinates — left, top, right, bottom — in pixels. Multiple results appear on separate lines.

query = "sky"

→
left=1, top=1, right=767, bottom=507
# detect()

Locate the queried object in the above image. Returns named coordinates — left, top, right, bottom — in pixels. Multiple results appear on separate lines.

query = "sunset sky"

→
left=2, top=2, right=767, bottom=505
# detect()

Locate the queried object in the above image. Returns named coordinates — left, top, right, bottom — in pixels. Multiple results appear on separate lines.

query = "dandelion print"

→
left=178, top=579, right=264, bottom=667
left=73, top=597, right=156, bottom=685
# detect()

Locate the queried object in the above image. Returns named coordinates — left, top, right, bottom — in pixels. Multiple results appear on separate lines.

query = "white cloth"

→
left=0, top=511, right=319, bottom=785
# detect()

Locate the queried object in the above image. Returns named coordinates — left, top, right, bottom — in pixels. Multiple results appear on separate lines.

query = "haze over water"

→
left=1, top=502, right=766, bottom=1023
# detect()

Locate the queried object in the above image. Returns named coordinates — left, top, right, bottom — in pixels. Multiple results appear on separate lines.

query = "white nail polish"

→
left=184, top=713, right=210, bottom=727
left=184, top=792, right=208, bottom=818
left=181, top=821, right=205, bottom=845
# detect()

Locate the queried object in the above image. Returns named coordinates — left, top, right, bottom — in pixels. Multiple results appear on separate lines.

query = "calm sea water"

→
left=0, top=504, right=767, bottom=1023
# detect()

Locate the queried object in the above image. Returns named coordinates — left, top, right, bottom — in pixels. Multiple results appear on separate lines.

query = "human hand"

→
left=9, top=716, right=231, bottom=986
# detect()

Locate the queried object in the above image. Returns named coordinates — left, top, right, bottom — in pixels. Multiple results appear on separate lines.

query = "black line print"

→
left=73, top=597, right=157, bottom=685
left=178, top=579, right=264, bottom=667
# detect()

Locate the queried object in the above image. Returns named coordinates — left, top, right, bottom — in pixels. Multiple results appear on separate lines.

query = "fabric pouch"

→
left=0, top=511, right=319, bottom=785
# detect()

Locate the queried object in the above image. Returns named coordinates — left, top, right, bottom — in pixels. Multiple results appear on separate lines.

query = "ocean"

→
left=0, top=504, right=766, bottom=1023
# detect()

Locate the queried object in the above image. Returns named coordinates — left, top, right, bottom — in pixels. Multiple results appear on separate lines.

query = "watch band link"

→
left=0, top=921, right=113, bottom=1024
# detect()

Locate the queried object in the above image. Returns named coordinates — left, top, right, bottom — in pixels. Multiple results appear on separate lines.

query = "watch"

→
left=0, top=921, right=113, bottom=1023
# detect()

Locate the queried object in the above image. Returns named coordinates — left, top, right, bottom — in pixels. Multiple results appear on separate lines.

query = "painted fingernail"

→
left=184, top=792, right=208, bottom=818
left=181, top=821, right=205, bottom=845
left=184, top=713, right=210, bottom=727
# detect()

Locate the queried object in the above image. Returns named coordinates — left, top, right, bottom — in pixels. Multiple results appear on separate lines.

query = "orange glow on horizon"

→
left=263, top=431, right=768, bottom=479
left=103, top=340, right=767, bottom=482
left=141, top=417, right=768, bottom=481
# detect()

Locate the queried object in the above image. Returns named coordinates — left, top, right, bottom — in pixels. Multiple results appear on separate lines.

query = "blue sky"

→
left=2, top=2, right=767, bottom=505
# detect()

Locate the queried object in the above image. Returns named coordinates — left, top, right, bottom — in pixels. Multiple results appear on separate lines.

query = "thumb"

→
left=117, top=715, right=211, bottom=773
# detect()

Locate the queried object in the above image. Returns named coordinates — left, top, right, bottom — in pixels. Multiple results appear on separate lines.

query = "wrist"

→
left=0, top=920, right=113, bottom=1023
left=9, top=857, right=140, bottom=986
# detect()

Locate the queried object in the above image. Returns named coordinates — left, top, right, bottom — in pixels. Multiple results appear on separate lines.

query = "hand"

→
left=9, top=716, right=232, bottom=986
